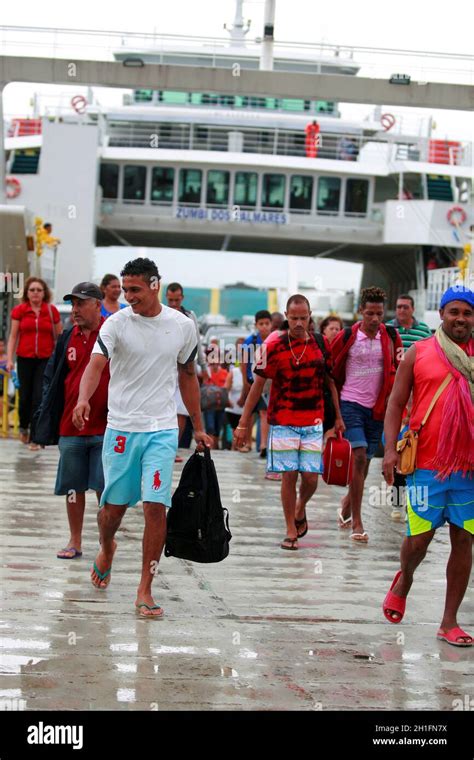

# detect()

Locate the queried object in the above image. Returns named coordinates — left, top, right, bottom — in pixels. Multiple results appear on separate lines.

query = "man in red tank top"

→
left=382, top=286, right=474, bottom=647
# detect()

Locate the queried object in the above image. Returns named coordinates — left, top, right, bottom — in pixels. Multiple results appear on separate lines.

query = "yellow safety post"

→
left=210, top=288, right=220, bottom=315
left=267, top=288, right=279, bottom=313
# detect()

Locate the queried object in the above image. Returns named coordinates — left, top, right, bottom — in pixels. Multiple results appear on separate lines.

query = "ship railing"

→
left=103, top=121, right=472, bottom=167
left=425, top=267, right=463, bottom=310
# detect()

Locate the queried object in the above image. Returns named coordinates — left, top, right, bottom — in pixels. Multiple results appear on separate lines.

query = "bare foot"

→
left=91, top=540, right=117, bottom=589
left=135, top=592, right=164, bottom=618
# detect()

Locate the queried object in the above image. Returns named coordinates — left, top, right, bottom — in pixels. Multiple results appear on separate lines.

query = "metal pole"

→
left=260, top=0, right=275, bottom=71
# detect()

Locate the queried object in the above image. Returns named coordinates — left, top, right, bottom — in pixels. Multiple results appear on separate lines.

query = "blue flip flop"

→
left=92, top=561, right=111, bottom=588
left=135, top=602, right=164, bottom=619
left=57, top=547, right=83, bottom=559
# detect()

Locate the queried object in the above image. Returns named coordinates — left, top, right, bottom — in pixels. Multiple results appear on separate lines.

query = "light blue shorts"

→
left=267, top=424, right=323, bottom=473
left=406, top=469, right=474, bottom=536
left=101, top=427, right=179, bottom=508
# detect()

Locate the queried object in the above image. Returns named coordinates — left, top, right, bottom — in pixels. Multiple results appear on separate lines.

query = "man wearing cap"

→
left=35, top=282, right=109, bottom=560
left=382, top=285, right=474, bottom=647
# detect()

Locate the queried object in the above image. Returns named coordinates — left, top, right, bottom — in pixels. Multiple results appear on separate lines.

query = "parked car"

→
left=54, top=303, right=73, bottom=329
left=198, top=313, right=230, bottom=335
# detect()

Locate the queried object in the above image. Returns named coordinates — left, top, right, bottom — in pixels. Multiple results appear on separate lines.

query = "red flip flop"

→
left=383, top=570, right=406, bottom=624
left=436, top=627, right=473, bottom=647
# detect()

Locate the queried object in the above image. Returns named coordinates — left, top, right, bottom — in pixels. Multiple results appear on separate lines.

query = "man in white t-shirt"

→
left=73, top=258, right=212, bottom=618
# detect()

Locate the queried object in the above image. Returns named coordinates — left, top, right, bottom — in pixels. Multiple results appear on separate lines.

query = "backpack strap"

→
left=314, top=332, right=329, bottom=361
left=343, top=327, right=352, bottom=344
left=385, top=324, right=398, bottom=346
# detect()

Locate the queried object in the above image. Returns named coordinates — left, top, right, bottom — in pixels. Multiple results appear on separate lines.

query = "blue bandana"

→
left=439, top=285, right=474, bottom=309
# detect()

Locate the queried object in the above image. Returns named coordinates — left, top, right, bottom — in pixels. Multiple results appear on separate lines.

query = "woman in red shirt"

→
left=7, top=277, right=62, bottom=448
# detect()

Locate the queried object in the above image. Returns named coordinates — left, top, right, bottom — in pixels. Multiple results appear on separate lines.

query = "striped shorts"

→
left=267, top=424, right=323, bottom=473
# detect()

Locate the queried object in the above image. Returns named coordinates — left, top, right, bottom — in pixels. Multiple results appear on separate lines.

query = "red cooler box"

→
left=322, top=432, right=353, bottom=486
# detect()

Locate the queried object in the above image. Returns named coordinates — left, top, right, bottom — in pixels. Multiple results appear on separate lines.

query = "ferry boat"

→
left=1, top=0, right=472, bottom=328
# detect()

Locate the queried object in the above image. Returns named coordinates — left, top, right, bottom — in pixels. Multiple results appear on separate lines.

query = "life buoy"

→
left=6, top=176, right=21, bottom=199
left=71, top=95, right=87, bottom=114
left=447, top=206, right=467, bottom=226
left=381, top=113, right=396, bottom=131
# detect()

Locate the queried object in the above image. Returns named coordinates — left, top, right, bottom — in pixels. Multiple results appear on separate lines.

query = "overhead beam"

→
left=0, top=56, right=473, bottom=110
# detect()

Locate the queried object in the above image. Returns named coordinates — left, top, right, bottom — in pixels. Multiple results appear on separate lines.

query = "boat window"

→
left=151, top=167, right=174, bottom=204
left=403, top=173, right=424, bottom=200
left=280, top=99, right=311, bottom=112
left=179, top=169, right=202, bottom=204
left=234, top=172, right=258, bottom=207
left=374, top=176, right=398, bottom=203
left=454, top=176, right=472, bottom=204
left=100, top=163, right=119, bottom=199
left=345, top=179, right=369, bottom=215
left=123, top=165, right=146, bottom=203
left=262, top=174, right=286, bottom=208
left=206, top=171, right=230, bottom=206
left=317, top=177, right=341, bottom=214
left=315, top=101, right=335, bottom=114
left=158, top=91, right=189, bottom=104
left=133, top=89, right=153, bottom=103
left=289, top=175, right=313, bottom=212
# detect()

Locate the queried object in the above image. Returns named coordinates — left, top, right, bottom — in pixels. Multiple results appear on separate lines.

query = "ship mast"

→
left=225, top=0, right=251, bottom=46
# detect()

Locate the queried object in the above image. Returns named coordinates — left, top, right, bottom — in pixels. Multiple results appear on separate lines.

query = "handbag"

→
left=396, top=373, right=452, bottom=475
left=322, top=431, right=353, bottom=486
left=200, top=384, right=229, bottom=411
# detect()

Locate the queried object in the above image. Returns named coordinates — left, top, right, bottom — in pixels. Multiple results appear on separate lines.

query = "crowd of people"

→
left=5, top=258, right=473, bottom=642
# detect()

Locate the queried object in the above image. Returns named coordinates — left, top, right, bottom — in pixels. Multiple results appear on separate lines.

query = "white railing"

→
left=426, top=267, right=461, bottom=310
left=101, top=120, right=472, bottom=167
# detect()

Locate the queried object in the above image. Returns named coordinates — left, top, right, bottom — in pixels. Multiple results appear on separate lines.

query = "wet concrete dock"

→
left=0, top=439, right=472, bottom=711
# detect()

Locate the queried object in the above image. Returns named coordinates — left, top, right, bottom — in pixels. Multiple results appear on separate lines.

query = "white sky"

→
left=2, top=0, right=473, bottom=290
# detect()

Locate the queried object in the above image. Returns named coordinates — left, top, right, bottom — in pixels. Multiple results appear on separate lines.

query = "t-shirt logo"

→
left=152, top=470, right=162, bottom=490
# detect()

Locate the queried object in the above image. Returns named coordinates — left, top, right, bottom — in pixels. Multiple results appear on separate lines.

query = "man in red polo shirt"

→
left=55, top=283, right=110, bottom=559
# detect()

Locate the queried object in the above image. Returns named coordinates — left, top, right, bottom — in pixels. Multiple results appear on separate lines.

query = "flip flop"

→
left=436, top=627, right=473, bottom=647
left=91, top=561, right=111, bottom=589
left=337, top=508, right=352, bottom=529
left=57, top=547, right=83, bottom=559
left=295, top=513, right=308, bottom=538
left=351, top=532, right=369, bottom=542
left=135, top=602, right=164, bottom=619
left=383, top=570, right=406, bottom=624
left=281, top=537, right=298, bottom=551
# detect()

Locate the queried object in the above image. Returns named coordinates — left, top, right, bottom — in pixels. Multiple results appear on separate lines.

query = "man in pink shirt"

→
left=331, top=287, right=403, bottom=541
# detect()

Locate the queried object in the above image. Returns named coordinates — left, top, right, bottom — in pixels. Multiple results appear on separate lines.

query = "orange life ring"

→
left=447, top=206, right=467, bottom=226
left=381, top=113, right=396, bottom=131
left=6, top=176, right=21, bottom=199
left=71, top=95, right=87, bottom=114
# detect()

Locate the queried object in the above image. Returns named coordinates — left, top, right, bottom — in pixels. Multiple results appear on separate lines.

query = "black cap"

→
left=63, top=282, right=103, bottom=302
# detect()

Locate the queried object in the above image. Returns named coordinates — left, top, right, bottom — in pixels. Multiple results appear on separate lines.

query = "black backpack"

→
left=165, top=448, right=232, bottom=563
left=313, top=332, right=336, bottom=432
